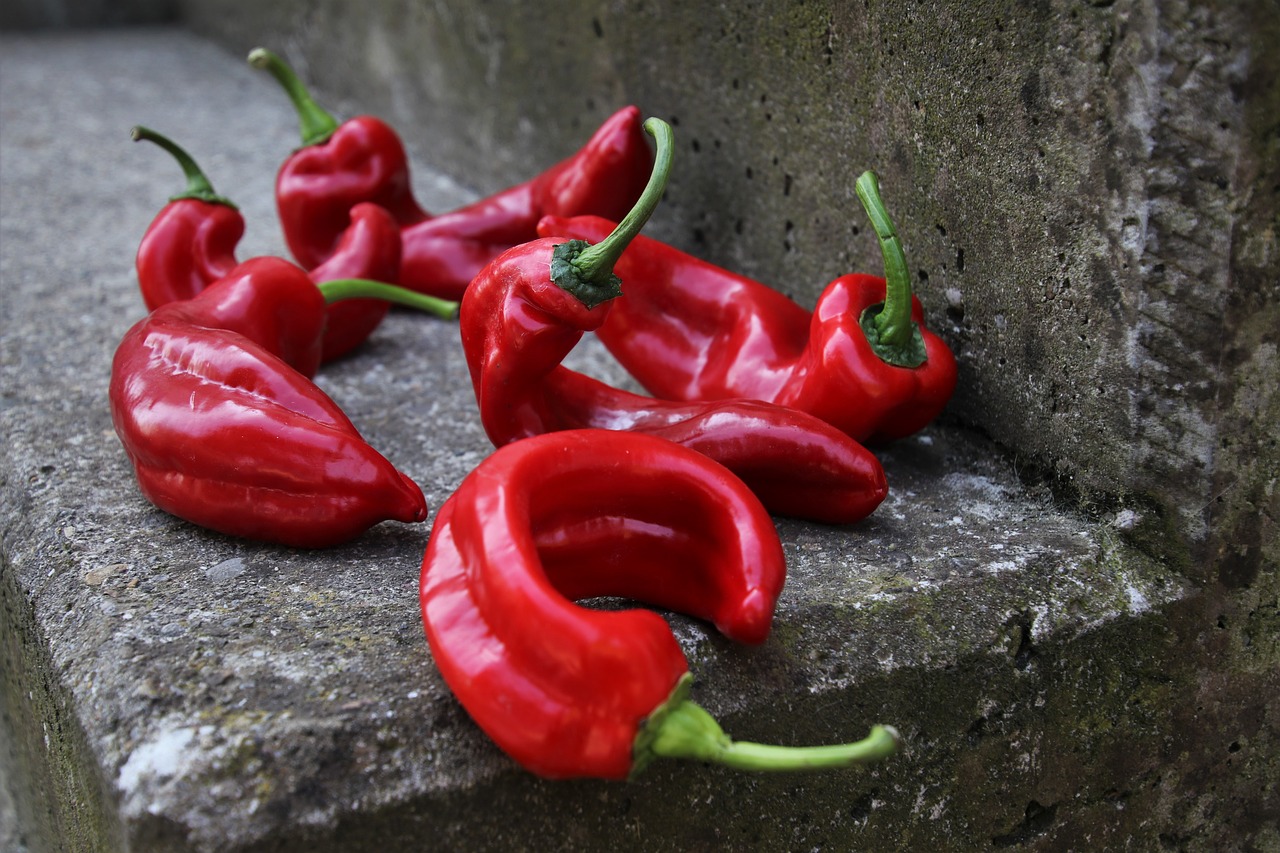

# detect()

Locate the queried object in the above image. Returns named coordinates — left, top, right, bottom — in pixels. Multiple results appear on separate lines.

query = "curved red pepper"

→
left=110, top=256, right=428, bottom=547
left=545, top=373, right=886, bottom=524
left=533, top=481, right=777, bottom=641
left=251, top=48, right=653, bottom=301
left=461, top=120, right=887, bottom=524
left=537, top=172, right=959, bottom=444
left=420, top=429, right=899, bottom=779
left=131, top=126, right=441, bottom=363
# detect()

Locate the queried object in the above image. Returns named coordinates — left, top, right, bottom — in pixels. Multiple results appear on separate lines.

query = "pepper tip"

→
left=719, top=586, right=774, bottom=646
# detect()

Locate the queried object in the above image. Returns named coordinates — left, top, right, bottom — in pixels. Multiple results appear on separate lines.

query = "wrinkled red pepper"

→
left=110, top=256, right=429, bottom=547
left=131, top=125, right=454, bottom=363
left=252, top=47, right=653, bottom=301
left=538, top=171, right=959, bottom=444
left=420, top=428, right=901, bottom=779
left=461, top=118, right=887, bottom=524
left=248, top=48, right=429, bottom=268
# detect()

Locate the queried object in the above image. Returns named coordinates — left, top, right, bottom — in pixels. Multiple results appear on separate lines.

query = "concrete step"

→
left=0, top=26, right=1241, bottom=853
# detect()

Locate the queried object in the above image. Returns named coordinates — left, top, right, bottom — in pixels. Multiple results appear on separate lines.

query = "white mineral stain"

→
left=117, top=723, right=195, bottom=796
left=1126, top=583, right=1150, bottom=614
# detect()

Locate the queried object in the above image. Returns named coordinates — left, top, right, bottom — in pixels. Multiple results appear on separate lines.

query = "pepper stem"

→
left=632, top=674, right=901, bottom=776
left=131, top=125, right=237, bottom=209
left=854, top=171, right=927, bottom=368
left=549, top=117, right=674, bottom=308
left=248, top=47, right=341, bottom=147
left=316, top=279, right=459, bottom=319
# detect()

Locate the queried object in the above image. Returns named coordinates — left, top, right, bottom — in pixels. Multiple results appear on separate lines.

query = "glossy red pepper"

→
left=538, top=171, right=959, bottom=445
left=462, top=119, right=887, bottom=524
left=393, top=104, right=653, bottom=301
left=131, top=126, right=455, bottom=363
left=110, top=256, right=429, bottom=547
left=131, top=126, right=243, bottom=311
left=305, top=201, right=403, bottom=362
left=249, top=48, right=429, bottom=269
left=252, top=48, right=653, bottom=301
left=420, top=428, right=900, bottom=779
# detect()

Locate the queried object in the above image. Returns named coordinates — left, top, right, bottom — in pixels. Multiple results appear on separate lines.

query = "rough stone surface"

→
left=1, top=23, right=1277, bottom=853
left=176, top=0, right=1279, bottom=584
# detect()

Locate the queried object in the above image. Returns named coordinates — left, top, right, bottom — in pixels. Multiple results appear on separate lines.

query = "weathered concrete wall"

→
left=176, top=0, right=1279, bottom=585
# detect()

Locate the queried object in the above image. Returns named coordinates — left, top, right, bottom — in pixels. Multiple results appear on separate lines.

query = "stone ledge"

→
left=0, top=27, right=1220, bottom=853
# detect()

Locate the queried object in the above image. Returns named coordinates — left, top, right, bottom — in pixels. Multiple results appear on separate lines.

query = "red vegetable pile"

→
left=108, top=48, right=961, bottom=780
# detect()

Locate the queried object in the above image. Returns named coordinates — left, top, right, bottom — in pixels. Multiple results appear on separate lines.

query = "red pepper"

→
left=537, top=171, right=959, bottom=444
left=394, top=104, right=653, bottom=301
left=306, top=201, right=403, bottom=362
left=110, top=256, right=429, bottom=547
left=131, top=126, right=243, bottom=312
left=131, top=126, right=454, bottom=363
left=252, top=48, right=653, bottom=301
left=249, top=48, right=429, bottom=269
left=461, top=119, right=887, bottom=524
left=420, top=428, right=900, bottom=779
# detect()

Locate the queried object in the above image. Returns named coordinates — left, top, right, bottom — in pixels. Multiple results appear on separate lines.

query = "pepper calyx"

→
left=630, top=673, right=695, bottom=778
left=550, top=117, right=673, bottom=309
left=859, top=302, right=928, bottom=368
left=550, top=240, right=623, bottom=309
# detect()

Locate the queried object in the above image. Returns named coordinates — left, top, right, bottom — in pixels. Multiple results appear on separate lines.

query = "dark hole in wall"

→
left=1006, top=611, right=1039, bottom=671
left=992, top=800, right=1059, bottom=847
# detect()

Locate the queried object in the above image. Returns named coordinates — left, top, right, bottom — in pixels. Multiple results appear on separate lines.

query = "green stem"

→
left=632, top=674, right=901, bottom=776
left=316, top=279, right=458, bottom=319
left=247, top=47, right=340, bottom=147
left=549, top=117, right=674, bottom=308
left=854, top=171, right=926, bottom=368
left=131, top=125, right=237, bottom=208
